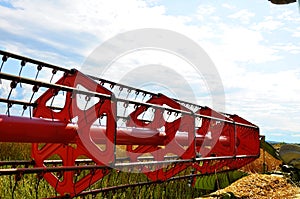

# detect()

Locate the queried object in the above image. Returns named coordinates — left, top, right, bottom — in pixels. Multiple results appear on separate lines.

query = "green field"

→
left=0, top=143, right=207, bottom=199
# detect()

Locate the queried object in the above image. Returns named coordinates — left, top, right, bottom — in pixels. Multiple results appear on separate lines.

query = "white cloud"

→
left=0, top=0, right=175, bottom=57
left=0, top=0, right=300, bottom=142
left=253, top=16, right=284, bottom=31
left=221, top=3, right=236, bottom=10
left=224, top=69, right=300, bottom=133
left=292, top=31, right=300, bottom=37
left=220, top=27, right=280, bottom=63
left=196, top=5, right=216, bottom=21
left=228, top=9, right=255, bottom=24
left=274, top=43, right=300, bottom=54
left=0, top=80, right=14, bottom=98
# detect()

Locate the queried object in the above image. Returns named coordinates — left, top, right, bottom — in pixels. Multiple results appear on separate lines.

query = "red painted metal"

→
left=0, top=115, right=77, bottom=144
left=192, top=109, right=260, bottom=175
left=33, top=70, right=116, bottom=164
left=31, top=70, right=116, bottom=196
left=126, top=94, right=198, bottom=181
left=0, top=114, right=231, bottom=146
left=127, top=94, right=196, bottom=159
left=229, top=114, right=260, bottom=156
left=0, top=50, right=261, bottom=198
left=196, top=107, right=236, bottom=157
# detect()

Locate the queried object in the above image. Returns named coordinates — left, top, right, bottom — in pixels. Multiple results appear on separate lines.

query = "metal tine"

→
left=21, top=104, right=28, bottom=117
left=0, top=50, right=210, bottom=116
left=5, top=79, right=18, bottom=115
left=120, top=117, right=125, bottom=128
left=35, top=173, right=43, bottom=199
left=0, top=55, right=7, bottom=72
left=95, top=98, right=105, bottom=126
left=0, top=55, right=8, bottom=84
left=18, top=60, right=26, bottom=88
left=109, top=83, right=115, bottom=90
left=34, top=64, right=43, bottom=80
left=54, top=172, right=62, bottom=197
left=165, top=110, right=172, bottom=122
left=122, top=101, right=129, bottom=119
left=118, top=86, right=123, bottom=97
left=6, top=102, right=12, bottom=116
left=125, top=88, right=132, bottom=99
left=0, top=50, right=70, bottom=74
left=6, top=86, right=14, bottom=101
left=83, top=95, right=91, bottom=111
left=11, top=175, right=19, bottom=199
left=134, top=90, right=140, bottom=101
left=49, top=90, right=59, bottom=121
left=22, top=84, right=40, bottom=117
left=98, top=114, right=103, bottom=126
left=141, top=92, right=147, bottom=102
left=117, top=116, right=127, bottom=128
left=133, top=102, right=147, bottom=127
left=49, top=69, right=57, bottom=83
left=0, top=52, right=71, bottom=118
left=118, top=87, right=136, bottom=121
left=99, top=81, right=105, bottom=87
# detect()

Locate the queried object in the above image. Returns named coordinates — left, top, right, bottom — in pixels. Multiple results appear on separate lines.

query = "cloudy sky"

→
left=0, top=0, right=299, bottom=143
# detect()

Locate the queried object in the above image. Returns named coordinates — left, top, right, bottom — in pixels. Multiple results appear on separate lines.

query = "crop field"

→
left=0, top=143, right=205, bottom=198
left=1, top=142, right=299, bottom=198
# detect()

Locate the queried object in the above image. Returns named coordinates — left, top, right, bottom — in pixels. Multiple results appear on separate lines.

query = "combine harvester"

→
left=0, top=50, right=260, bottom=198
left=260, top=137, right=300, bottom=182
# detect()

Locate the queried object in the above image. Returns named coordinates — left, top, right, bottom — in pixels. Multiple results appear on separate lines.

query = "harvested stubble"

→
left=210, top=173, right=299, bottom=199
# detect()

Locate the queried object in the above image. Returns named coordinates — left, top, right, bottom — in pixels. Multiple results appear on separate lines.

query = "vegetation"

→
left=2, top=142, right=295, bottom=198
left=0, top=143, right=205, bottom=198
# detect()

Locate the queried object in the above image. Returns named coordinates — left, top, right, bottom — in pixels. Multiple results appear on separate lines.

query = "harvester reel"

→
left=0, top=50, right=260, bottom=198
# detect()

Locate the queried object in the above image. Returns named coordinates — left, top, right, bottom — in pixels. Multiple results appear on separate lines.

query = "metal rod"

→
left=0, top=156, right=181, bottom=167
left=0, top=156, right=256, bottom=176
left=0, top=50, right=258, bottom=129
left=0, top=165, right=110, bottom=175
left=74, top=168, right=239, bottom=198
left=0, top=50, right=71, bottom=73
left=0, top=114, right=231, bottom=146
left=0, top=72, right=112, bottom=100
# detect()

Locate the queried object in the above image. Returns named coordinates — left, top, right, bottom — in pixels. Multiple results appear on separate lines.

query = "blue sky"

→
left=0, top=0, right=300, bottom=143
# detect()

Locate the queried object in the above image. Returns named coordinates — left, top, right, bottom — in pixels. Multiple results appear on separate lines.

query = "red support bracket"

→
left=196, top=107, right=235, bottom=157
left=126, top=94, right=195, bottom=181
left=32, top=69, right=116, bottom=196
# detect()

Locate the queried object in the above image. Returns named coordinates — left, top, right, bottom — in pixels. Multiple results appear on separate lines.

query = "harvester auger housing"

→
left=0, top=50, right=260, bottom=198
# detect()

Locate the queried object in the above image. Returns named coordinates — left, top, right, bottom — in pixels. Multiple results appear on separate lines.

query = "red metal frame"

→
left=31, top=70, right=116, bottom=196
left=0, top=50, right=260, bottom=197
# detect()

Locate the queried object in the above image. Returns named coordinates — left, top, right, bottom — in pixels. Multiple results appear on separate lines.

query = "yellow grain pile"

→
left=212, top=173, right=299, bottom=199
left=241, top=149, right=282, bottom=173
